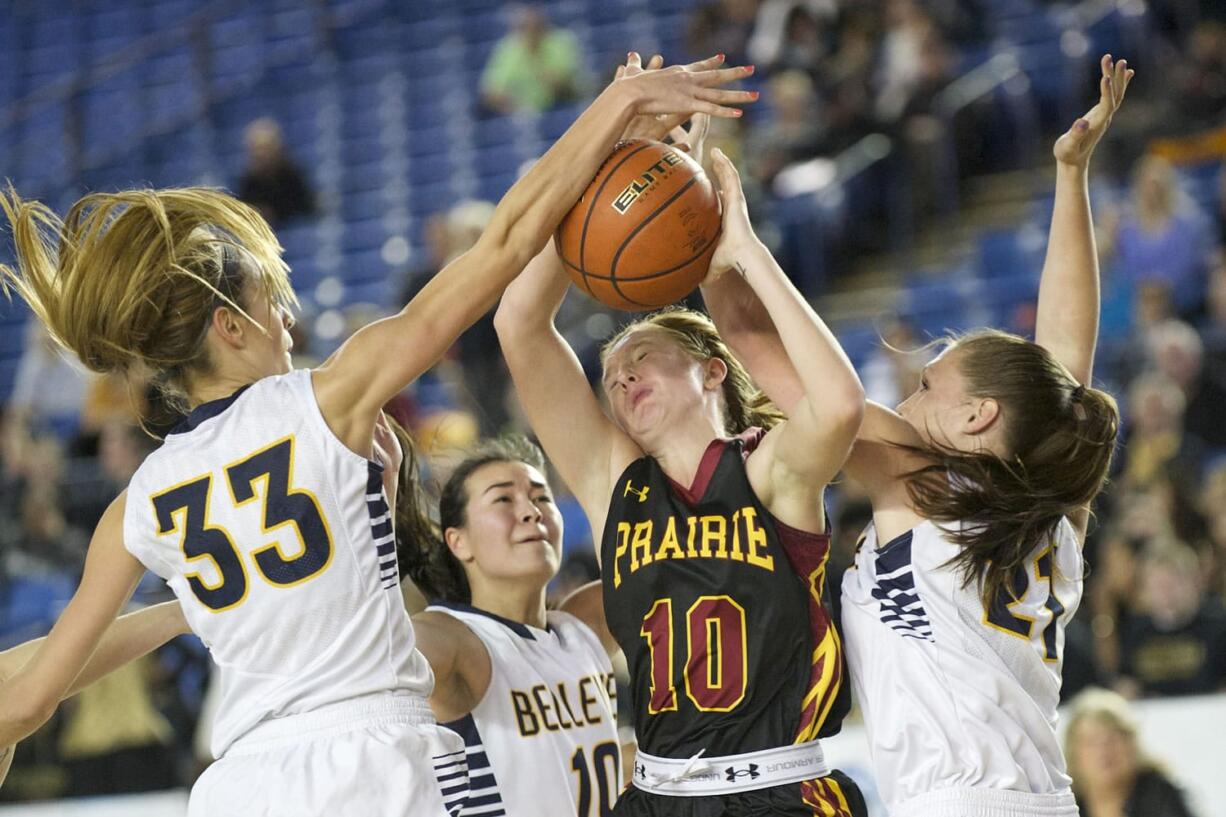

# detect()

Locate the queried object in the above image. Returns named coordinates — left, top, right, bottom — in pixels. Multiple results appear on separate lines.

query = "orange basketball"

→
left=555, top=139, right=722, bottom=311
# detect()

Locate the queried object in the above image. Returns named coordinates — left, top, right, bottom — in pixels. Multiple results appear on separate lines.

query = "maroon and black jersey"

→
left=601, top=430, right=849, bottom=764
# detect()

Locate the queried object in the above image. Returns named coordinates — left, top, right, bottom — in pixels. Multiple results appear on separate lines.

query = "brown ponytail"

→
left=903, top=330, right=1120, bottom=606
left=601, top=307, right=784, bottom=434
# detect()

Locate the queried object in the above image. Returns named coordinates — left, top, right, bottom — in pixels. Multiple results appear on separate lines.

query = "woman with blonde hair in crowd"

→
left=1065, top=687, right=1197, bottom=817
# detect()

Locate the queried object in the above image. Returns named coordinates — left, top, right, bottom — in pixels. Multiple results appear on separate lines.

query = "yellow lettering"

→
left=743, top=507, right=775, bottom=570
left=630, top=520, right=653, bottom=572
left=578, top=676, right=602, bottom=725
left=552, top=684, right=575, bottom=729
left=655, top=516, right=684, bottom=560
left=728, top=509, right=745, bottom=561
left=685, top=516, right=698, bottom=558
left=511, top=690, right=539, bottom=737
left=613, top=522, right=631, bottom=588
left=699, top=515, right=725, bottom=559
left=532, top=684, right=560, bottom=732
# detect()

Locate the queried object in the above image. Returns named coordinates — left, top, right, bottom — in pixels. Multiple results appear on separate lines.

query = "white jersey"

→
left=427, top=603, right=620, bottom=817
left=125, top=370, right=433, bottom=758
left=841, top=518, right=1083, bottom=815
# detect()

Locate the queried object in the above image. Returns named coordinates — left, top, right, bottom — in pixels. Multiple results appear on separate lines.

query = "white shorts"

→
left=892, top=787, right=1079, bottom=817
left=189, top=693, right=467, bottom=817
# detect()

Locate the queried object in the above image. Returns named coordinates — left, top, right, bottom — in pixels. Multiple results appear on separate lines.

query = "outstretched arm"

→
left=0, top=601, right=188, bottom=700
left=0, top=493, right=145, bottom=748
left=707, top=150, right=864, bottom=531
left=494, top=245, right=641, bottom=543
left=1035, top=55, right=1132, bottom=386
left=314, top=55, right=756, bottom=457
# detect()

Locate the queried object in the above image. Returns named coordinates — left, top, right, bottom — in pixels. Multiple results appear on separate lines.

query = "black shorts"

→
left=612, top=769, right=867, bottom=817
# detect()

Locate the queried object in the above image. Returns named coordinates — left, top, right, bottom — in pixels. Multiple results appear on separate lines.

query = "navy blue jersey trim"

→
left=168, top=385, right=252, bottom=435
left=431, top=601, right=555, bottom=640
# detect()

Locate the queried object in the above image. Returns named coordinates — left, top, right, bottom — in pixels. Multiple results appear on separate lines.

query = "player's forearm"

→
left=733, top=241, right=864, bottom=425
left=0, top=601, right=186, bottom=700
left=1035, top=161, right=1099, bottom=384
left=701, top=270, right=804, bottom=412
left=483, top=84, right=639, bottom=278
left=66, top=601, right=188, bottom=697
left=494, top=245, right=570, bottom=337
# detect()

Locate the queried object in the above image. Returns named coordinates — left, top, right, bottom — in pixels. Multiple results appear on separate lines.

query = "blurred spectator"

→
left=687, top=0, right=758, bottom=65
left=874, top=0, right=948, bottom=124
left=58, top=655, right=177, bottom=796
left=237, top=118, right=316, bottom=226
left=747, top=0, right=835, bottom=76
left=1118, top=373, right=1196, bottom=491
left=9, top=323, right=90, bottom=440
left=745, top=70, right=826, bottom=190
left=1198, top=462, right=1226, bottom=601
left=1147, top=319, right=1226, bottom=448
left=1099, top=156, right=1219, bottom=315
left=480, top=5, right=585, bottom=115
left=1172, top=22, right=1226, bottom=129
left=1200, top=251, right=1226, bottom=353
left=1065, top=687, right=1199, bottom=817
left=1116, top=540, right=1226, bottom=698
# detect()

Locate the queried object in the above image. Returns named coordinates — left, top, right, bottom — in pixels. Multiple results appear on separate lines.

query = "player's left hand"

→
left=1053, top=54, right=1133, bottom=168
left=706, top=148, right=758, bottom=280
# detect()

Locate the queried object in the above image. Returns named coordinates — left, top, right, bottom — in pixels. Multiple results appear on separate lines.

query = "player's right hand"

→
left=613, top=52, right=756, bottom=120
left=1053, top=54, right=1133, bottom=168
left=707, top=148, right=758, bottom=280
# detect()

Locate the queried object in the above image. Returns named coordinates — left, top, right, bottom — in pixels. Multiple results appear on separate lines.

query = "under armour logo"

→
left=624, top=481, right=649, bottom=502
left=634, top=762, right=647, bottom=780
left=724, top=763, right=759, bottom=782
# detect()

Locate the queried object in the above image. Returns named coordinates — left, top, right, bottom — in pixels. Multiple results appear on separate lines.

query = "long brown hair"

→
left=600, top=307, right=784, bottom=434
left=395, top=435, right=548, bottom=604
left=0, top=186, right=295, bottom=412
left=904, top=329, right=1119, bottom=606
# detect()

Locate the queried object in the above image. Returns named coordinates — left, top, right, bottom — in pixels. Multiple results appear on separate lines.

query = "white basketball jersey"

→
left=426, top=603, right=621, bottom=817
left=125, top=370, right=432, bottom=758
left=841, top=517, right=1083, bottom=812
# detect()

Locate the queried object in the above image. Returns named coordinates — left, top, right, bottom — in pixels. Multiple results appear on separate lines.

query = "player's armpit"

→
left=411, top=611, right=491, bottom=723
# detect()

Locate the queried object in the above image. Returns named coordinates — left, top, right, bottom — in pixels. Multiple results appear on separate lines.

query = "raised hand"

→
left=707, top=147, right=759, bottom=279
left=614, top=51, right=756, bottom=121
left=668, top=112, right=711, bottom=164
left=1053, top=54, right=1134, bottom=168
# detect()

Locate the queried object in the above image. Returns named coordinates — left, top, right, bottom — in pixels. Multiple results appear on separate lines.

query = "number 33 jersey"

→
left=124, top=370, right=432, bottom=758
left=840, top=517, right=1083, bottom=809
left=601, top=430, right=848, bottom=760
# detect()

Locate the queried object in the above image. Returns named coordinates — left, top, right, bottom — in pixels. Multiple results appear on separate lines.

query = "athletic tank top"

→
left=841, top=517, right=1083, bottom=809
left=601, top=430, right=847, bottom=760
left=125, top=370, right=432, bottom=757
left=428, top=604, right=620, bottom=817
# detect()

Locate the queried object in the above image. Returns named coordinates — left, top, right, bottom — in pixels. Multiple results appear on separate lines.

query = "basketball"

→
left=555, top=139, right=722, bottom=311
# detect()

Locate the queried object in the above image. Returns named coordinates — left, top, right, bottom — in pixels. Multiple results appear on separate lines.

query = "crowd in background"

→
left=1, top=0, right=1225, bottom=810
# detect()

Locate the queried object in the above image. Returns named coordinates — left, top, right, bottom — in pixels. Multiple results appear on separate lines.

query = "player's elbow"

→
left=815, top=386, right=866, bottom=445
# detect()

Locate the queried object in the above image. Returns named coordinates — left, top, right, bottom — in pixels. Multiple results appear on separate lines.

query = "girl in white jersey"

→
left=401, top=436, right=623, bottom=817
left=0, top=56, right=755, bottom=816
left=705, top=56, right=1133, bottom=817
left=0, top=434, right=622, bottom=816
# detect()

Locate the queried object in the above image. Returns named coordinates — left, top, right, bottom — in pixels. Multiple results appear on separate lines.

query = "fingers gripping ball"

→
left=555, top=140, right=721, bottom=311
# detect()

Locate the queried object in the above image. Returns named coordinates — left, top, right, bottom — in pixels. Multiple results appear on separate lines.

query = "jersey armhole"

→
left=425, top=607, right=498, bottom=711
left=299, top=369, right=383, bottom=471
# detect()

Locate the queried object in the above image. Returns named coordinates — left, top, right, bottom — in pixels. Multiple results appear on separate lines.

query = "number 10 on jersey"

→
left=640, top=594, right=748, bottom=713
